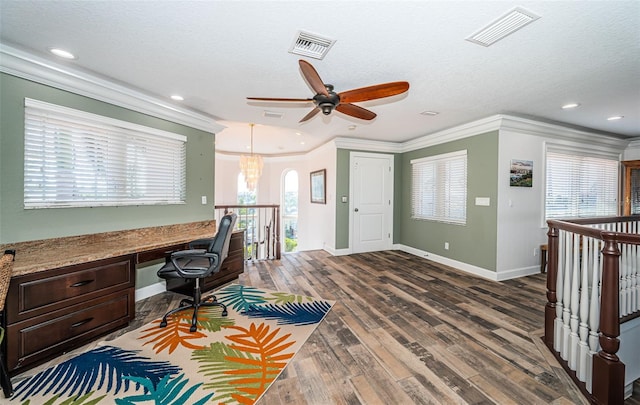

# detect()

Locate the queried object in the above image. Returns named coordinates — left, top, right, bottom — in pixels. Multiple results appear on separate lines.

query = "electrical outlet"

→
left=444, top=242, right=449, bottom=250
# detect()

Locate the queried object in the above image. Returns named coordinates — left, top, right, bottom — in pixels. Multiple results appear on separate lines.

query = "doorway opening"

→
left=283, top=170, right=298, bottom=253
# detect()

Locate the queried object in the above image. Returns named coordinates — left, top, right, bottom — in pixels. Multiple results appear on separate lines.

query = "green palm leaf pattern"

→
left=264, top=291, right=314, bottom=304
left=216, top=284, right=267, bottom=311
left=20, top=392, right=106, bottom=405
left=192, top=323, right=296, bottom=404
left=113, top=374, right=213, bottom=405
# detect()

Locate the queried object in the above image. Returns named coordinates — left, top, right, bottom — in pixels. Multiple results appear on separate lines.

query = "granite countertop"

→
left=0, top=220, right=216, bottom=277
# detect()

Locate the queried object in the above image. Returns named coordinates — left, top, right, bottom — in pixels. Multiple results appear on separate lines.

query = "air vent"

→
left=263, top=110, right=283, bottom=119
left=289, top=30, right=336, bottom=60
left=466, top=7, right=540, bottom=47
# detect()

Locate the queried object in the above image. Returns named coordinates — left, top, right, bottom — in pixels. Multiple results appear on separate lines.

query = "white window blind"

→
left=411, top=150, right=467, bottom=224
left=545, top=147, right=619, bottom=219
left=24, top=98, right=187, bottom=209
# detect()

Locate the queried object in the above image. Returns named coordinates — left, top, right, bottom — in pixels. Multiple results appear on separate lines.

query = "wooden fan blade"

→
left=299, top=107, right=321, bottom=123
left=299, top=60, right=329, bottom=97
left=247, top=97, right=313, bottom=102
left=335, top=103, right=377, bottom=120
left=338, top=81, right=409, bottom=103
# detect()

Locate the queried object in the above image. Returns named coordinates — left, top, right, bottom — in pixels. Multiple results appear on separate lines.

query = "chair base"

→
left=159, top=292, right=227, bottom=333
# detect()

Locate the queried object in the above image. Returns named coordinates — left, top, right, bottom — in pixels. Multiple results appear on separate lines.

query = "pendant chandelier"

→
left=239, top=123, right=263, bottom=191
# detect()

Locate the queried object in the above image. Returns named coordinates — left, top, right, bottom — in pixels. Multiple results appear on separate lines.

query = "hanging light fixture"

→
left=239, top=123, right=263, bottom=191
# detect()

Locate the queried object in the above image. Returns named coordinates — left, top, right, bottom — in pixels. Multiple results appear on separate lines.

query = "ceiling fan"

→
left=247, top=60, right=410, bottom=123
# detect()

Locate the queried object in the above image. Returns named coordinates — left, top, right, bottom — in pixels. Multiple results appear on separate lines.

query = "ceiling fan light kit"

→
left=247, top=60, right=409, bottom=123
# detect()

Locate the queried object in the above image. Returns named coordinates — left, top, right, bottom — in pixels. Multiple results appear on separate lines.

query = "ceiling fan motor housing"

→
left=313, top=88, right=340, bottom=115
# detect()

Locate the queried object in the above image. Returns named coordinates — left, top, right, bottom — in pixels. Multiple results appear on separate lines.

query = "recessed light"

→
left=48, top=48, right=76, bottom=60
left=300, top=141, right=305, bottom=145
left=348, top=125, right=357, bottom=130
left=607, top=115, right=624, bottom=121
left=562, top=103, right=580, bottom=109
left=421, top=111, right=439, bottom=116
left=263, top=110, right=283, bottom=119
left=170, top=95, right=184, bottom=101
left=295, top=132, right=302, bottom=136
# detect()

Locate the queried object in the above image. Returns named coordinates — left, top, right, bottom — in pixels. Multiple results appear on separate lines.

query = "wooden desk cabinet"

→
left=165, top=230, right=245, bottom=295
left=5, top=255, right=136, bottom=374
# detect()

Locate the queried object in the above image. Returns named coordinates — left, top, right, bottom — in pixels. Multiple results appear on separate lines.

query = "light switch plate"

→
left=201, top=196, right=207, bottom=205
left=475, top=197, right=490, bottom=206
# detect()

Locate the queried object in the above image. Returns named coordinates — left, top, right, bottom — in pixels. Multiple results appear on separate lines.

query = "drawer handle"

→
left=70, top=279, right=94, bottom=288
left=70, top=317, right=94, bottom=328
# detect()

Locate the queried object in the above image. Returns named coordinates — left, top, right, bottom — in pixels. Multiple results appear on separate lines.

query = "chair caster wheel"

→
left=160, top=320, right=167, bottom=328
left=222, top=310, right=228, bottom=317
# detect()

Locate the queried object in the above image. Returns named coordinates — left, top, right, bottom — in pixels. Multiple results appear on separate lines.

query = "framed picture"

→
left=510, top=159, right=533, bottom=187
left=310, top=169, right=326, bottom=204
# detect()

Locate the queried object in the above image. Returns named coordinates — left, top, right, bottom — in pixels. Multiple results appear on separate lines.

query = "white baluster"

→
left=569, top=234, right=581, bottom=370
left=555, top=230, right=565, bottom=353
left=577, top=235, right=591, bottom=382
left=586, top=237, right=601, bottom=394
left=561, top=231, right=573, bottom=361
left=634, top=221, right=640, bottom=313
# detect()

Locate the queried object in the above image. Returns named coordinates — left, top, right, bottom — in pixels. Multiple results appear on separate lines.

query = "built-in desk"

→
left=0, top=220, right=244, bottom=375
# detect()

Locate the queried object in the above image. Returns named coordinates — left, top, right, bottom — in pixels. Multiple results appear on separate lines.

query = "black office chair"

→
left=157, top=213, right=237, bottom=332
left=0, top=249, right=15, bottom=398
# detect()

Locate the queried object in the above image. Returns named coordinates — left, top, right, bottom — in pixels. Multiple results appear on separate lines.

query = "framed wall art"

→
left=510, top=159, right=533, bottom=187
left=310, top=169, right=326, bottom=204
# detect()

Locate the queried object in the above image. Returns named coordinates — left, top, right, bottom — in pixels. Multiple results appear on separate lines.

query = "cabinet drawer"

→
left=6, top=255, right=135, bottom=323
left=6, top=290, right=133, bottom=373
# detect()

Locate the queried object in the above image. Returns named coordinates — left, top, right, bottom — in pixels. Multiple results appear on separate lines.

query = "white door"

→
left=350, top=152, right=394, bottom=253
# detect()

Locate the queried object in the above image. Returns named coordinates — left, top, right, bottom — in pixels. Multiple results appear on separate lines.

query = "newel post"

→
left=592, top=233, right=624, bottom=405
left=544, top=224, right=559, bottom=349
left=275, top=205, right=281, bottom=260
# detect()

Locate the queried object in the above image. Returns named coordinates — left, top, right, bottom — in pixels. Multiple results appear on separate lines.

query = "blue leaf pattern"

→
left=13, top=346, right=181, bottom=401
left=242, top=301, right=332, bottom=325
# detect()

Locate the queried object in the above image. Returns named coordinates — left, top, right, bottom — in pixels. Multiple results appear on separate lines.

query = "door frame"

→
left=349, top=151, right=394, bottom=253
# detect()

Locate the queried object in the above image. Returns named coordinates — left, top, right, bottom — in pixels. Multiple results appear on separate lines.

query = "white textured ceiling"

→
left=1, top=1, right=639, bottom=155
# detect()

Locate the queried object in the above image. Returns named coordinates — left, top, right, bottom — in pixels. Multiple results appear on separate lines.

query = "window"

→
left=411, top=150, right=467, bottom=224
left=24, top=99, right=186, bottom=209
left=545, top=146, right=619, bottom=219
left=282, top=170, right=298, bottom=252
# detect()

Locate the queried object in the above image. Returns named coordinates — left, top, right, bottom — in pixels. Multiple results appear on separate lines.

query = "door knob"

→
left=354, top=208, right=359, bottom=212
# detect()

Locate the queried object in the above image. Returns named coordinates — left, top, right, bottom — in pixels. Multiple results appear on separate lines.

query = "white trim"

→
left=135, top=281, right=167, bottom=302
left=395, top=243, right=538, bottom=281
left=401, top=115, right=503, bottom=152
left=25, top=98, right=188, bottom=142
left=410, top=149, right=467, bottom=165
left=323, top=244, right=351, bottom=256
left=1, top=44, right=224, bottom=134
left=333, top=137, right=402, bottom=153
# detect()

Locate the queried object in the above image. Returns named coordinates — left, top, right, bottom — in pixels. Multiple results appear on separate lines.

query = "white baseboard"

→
left=135, top=281, right=166, bottom=302
left=393, top=244, right=539, bottom=281
left=323, top=244, right=351, bottom=256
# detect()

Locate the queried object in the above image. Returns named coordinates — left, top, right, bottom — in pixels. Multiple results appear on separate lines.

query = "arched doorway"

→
left=282, top=170, right=298, bottom=253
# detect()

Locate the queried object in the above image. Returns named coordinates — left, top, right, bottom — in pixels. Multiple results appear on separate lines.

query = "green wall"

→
left=0, top=73, right=216, bottom=289
left=335, top=149, right=402, bottom=250
left=399, top=131, right=499, bottom=271
left=0, top=73, right=216, bottom=244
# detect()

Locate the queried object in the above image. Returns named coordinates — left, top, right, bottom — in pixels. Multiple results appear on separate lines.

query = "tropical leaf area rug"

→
left=11, top=284, right=335, bottom=405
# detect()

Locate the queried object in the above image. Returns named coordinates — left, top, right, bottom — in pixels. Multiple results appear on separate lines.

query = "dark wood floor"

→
left=14, top=250, right=640, bottom=404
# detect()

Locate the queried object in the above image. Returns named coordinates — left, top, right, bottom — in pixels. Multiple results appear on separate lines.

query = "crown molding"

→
left=498, top=115, right=629, bottom=150
left=0, top=44, right=224, bottom=134
left=400, top=115, right=503, bottom=153
left=333, top=137, right=402, bottom=153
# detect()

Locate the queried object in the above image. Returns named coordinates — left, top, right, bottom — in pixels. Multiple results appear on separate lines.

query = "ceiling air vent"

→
left=289, top=30, right=336, bottom=60
left=466, top=7, right=540, bottom=47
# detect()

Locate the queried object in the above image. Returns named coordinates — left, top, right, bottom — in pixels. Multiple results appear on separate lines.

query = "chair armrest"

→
left=171, top=249, right=207, bottom=258
left=170, top=251, right=220, bottom=277
left=188, top=238, right=214, bottom=249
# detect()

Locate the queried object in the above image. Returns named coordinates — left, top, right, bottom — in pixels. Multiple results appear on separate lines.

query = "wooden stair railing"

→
left=215, top=205, right=281, bottom=260
left=544, top=216, right=640, bottom=405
